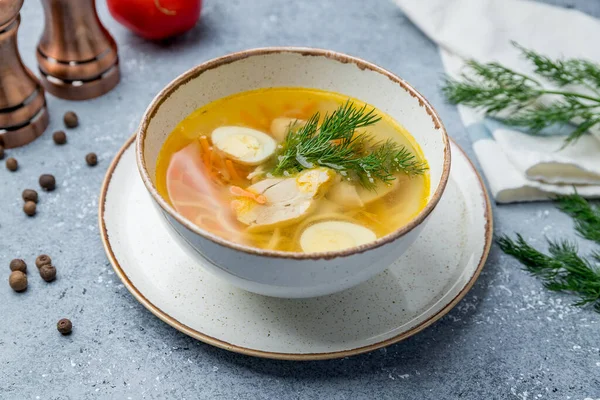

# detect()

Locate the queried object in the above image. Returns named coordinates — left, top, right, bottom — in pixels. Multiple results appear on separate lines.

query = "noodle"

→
left=266, top=228, right=281, bottom=250
left=173, top=198, right=217, bottom=208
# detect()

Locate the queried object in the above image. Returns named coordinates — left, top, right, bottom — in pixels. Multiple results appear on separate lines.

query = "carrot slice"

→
left=225, top=159, right=241, bottom=181
left=204, top=150, right=211, bottom=170
left=197, top=137, right=225, bottom=183
left=208, top=149, right=217, bottom=173
left=212, top=150, right=224, bottom=169
left=199, top=136, right=210, bottom=153
left=258, top=104, right=273, bottom=121
left=230, top=185, right=267, bottom=204
left=231, top=199, right=244, bottom=212
left=240, top=110, right=269, bottom=131
left=240, top=110, right=258, bottom=127
left=199, top=137, right=212, bottom=170
left=255, top=195, right=267, bottom=204
left=300, top=101, right=317, bottom=118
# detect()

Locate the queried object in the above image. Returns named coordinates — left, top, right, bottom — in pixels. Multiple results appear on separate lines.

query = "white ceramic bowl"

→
left=136, top=48, right=451, bottom=298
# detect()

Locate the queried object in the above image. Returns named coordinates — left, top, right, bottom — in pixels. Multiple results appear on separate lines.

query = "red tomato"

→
left=107, top=0, right=202, bottom=40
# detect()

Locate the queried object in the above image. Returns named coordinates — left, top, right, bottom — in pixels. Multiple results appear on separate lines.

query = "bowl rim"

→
left=136, top=47, right=451, bottom=260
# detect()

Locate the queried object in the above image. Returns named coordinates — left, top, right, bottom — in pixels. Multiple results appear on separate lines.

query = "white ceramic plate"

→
left=99, top=135, right=492, bottom=360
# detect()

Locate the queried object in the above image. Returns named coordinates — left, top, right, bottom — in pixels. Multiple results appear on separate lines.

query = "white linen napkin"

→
left=395, top=0, right=600, bottom=203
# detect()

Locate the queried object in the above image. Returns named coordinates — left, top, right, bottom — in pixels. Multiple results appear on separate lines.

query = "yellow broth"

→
left=156, top=87, right=430, bottom=252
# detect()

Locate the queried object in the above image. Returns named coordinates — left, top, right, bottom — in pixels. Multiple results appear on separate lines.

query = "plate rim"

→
left=98, top=134, right=493, bottom=361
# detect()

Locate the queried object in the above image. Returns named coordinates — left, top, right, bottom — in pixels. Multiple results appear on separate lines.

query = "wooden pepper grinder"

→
left=37, top=0, right=120, bottom=100
left=0, top=0, right=49, bottom=148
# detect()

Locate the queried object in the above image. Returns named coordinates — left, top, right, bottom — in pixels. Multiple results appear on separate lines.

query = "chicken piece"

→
left=270, top=117, right=306, bottom=142
left=232, top=168, right=335, bottom=231
left=355, top=178, right=399, bottom=204
left=326, top=181, right=364, bottom=208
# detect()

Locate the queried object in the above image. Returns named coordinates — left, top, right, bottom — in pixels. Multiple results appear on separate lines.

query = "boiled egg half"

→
left=300, top=221, right=377, bottom=252
left=211, top=126, right=277, bottom=165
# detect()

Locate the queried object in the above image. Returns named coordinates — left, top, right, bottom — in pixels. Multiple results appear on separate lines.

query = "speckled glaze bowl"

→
left=136, top=48, right=451, bottom=298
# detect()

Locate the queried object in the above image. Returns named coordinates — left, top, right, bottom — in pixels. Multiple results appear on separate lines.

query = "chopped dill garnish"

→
left=271, top=101, right=427, bottom=189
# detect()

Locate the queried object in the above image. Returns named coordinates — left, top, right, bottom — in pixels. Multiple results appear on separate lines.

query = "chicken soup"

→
left=156, top=87, right=430, bottom=253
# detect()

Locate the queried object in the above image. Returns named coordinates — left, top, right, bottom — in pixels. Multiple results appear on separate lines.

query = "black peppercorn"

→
left=57, top=318, right=72, bottom=335
left=85, top=153, right=98, bottom=166
left=39, top=264, right=56, bottom=282
left=9, top=259, right=27, bottom=273
left=0, top=145, right=4, bottom=160
left=9, top=271, right=27, bottom=292
left=6, top=157, right=18, bottom=171
left=35, top=254, right=52, bottom=269
left=63, top=111, right=78, bottom=128
left=22, top=189, right=38, bottom=203
left=23, top=201, right=36, bottom=216
left=39, top=174, right=56, bottom=191
left=53, top=130, right=67, bottom=145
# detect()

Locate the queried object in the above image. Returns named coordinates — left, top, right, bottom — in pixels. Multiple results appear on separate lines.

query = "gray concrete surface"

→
left=1, top=0, right=599, bottom=398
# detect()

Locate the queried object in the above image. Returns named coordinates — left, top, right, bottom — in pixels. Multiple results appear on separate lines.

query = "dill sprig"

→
left=271, top=101, right=427, bottom=189
left=441, top=42, right=600, bottom=145
left=516, top=43, right=600, bottom=95
left=499, top=193, right=600, bottom=312
left=555, top=194, right=600, bottom=244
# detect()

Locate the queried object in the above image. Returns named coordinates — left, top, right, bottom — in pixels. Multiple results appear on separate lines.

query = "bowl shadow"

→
left=220, top=261, right=492, bottom=380
left=182, top=236, right=496, bottom=380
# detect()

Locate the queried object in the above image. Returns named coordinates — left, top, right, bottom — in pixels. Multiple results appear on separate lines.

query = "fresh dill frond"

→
left=514, top=41, right=600, bottom=94
left=502, top=97, right=600, bottom=145
left=441, top=42, right=600, bottom=145
left=271, top=101, right=427, bottom=189
left=499, top=193, right=600, bottom=313
left=555, top=193, right=600, bottom=244
left=442, top=61, right=541, bottom=114
left=593, top=250, right=600, bottom=264
left=499, top=234, right=600, bottom=312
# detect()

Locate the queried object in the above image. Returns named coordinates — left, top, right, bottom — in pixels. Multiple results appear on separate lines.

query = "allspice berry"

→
left=39, top=264, right=56, bottom=282
left=23, top=201, right=36, bottom=216
left=57, top=318, right=72, bottom=335
left=39, top=174, right=56, bottom=191
left=85, top=153, right=98, bottom=166
left=52, top=130, right=67, bottom=145
left=35, top=254, right=52, bottom=269
left=0, top=145, right=4, bottom=160
left=22, top=189, right=38, bottom=203
left=9, top=259, right=27, bottom=273
left=6, top=157, right=18, bottom=171
left=63, top=111, right=78, bottom=128
left=9, top=271, right=27, bottom=292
